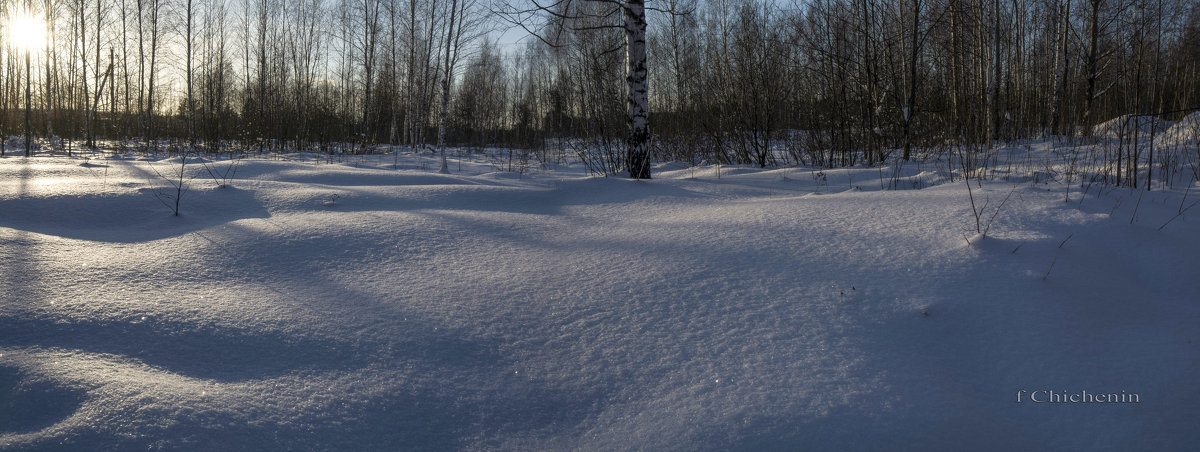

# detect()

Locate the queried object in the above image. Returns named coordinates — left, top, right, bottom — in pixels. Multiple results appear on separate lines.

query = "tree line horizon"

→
left=1, top=0, right=1197, bottom=181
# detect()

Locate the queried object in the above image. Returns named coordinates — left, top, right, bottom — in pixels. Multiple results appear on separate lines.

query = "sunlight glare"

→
left=7, top=9, right=47, bottom=53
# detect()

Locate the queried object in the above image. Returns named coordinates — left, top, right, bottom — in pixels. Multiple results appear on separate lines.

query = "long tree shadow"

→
left=0, top=316, right=382, bottom=382
left=0, top=365, right=85, bottom=436
left=249, top=165, right=499, bottom=187
left=0, top=186, right=270, bottom=243
left=0, top=163, right=90, bottom=443
left=0, top=159, right=705, bottom=448
left=282, top=174, right=723, bottom=218
left=137, top=222, right=616, bottom=449
left=257, top=377, right=607, bottom=451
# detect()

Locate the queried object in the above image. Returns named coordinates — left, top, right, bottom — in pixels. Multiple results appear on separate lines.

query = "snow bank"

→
left=1155, top=111, right=1200, bottom=149
left=1091, top=114, right=1170, bottom=140
left=1, top=153, right=1197, bottom=450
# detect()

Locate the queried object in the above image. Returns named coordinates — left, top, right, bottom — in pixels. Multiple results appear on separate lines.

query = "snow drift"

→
left=1, top=152, right=1197, bottom=450
left=1091, top=114, right=1170, bottom=141
left=1155, top=111, right=1200, bottom=149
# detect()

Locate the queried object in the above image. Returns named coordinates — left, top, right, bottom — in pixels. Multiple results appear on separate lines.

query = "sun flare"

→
left=7, top=9, right=47, bottom=52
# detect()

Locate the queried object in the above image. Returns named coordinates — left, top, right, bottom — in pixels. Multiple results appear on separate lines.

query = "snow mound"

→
left=1, top=153, right=1197, bottom=450
left=1154, top=111, right=1200, bottom=149
left=1091, top=114, right=1169, bottom=140
left=0, top=158, right=269, bottom=241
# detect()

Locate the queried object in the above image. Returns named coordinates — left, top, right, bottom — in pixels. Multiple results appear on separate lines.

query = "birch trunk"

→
left=25, top=50, right=31, bottom=156
left=903, top=0, right=921, bottom=161
left=436, top=0, right=459, bottom=174
left=186, top=0, right=195, bottom=147
left=625, top=0, right=651, bottom=179
left=1083, top=0, right=1101, bottom=135
left=80, top=0, right=91, bottom=148
left=1049, top=0, right=1070, bottom=136
left=405, top=0, right=417, bottom=154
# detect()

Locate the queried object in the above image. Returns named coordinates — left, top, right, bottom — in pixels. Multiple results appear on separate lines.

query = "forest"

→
left=1, top=0, right=1199, bottom=181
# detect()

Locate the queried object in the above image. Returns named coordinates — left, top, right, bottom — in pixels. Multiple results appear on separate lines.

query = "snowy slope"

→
left=1155, top=111, right=1200, bottom=149
left=1, top=152, right=1197, bottom=450
left=1091, top=114, right=1170, bottom=141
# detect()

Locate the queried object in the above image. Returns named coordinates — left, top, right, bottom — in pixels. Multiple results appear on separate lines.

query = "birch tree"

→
left=435, top=0, right=486, bottom=173
left=357, top=0, right=382, bottom=144
left=501, top=0, right=652, bottom=178
left=625, top=0, right=650, bottom=178
left=434, top=0, right=460, bottom=172
left=77, top=0, right=91, bottom=147
left=185, top=0, right=196, bottom=146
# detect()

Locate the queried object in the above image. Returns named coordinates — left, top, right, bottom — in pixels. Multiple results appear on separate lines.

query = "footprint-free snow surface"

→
left=1, top=153, right=1197, bottom=450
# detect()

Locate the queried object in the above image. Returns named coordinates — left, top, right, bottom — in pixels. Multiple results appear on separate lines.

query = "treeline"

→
left=602, top=0, right=1200, bottom=167
left=1, top=0, right=1199, bottom=166
left=0, top=0, right=495, bottom=153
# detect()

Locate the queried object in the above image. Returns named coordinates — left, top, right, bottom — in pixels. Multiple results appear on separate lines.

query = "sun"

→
left=7, top=9, right=47, bottom=52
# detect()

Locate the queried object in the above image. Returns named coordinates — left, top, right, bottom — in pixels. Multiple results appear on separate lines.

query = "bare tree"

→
left=501, top=0, right=652, bottom=178
left=185, top=0, right=196, bottom=146
left=435, top=0, right=464, bottom=173
left=78, top=0, right=92, bottom=148
left=144, top=0, right=161, bottom=149
left=357, top=0, right=382, bottom=144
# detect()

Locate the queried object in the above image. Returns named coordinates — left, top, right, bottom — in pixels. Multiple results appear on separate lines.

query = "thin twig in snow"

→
left=1043, top=257, right=1057, bottom=281
left=1058, top=233, right=1073, bottom=249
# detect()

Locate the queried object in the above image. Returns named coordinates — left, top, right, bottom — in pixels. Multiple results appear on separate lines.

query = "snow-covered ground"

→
left=1, top=146, right=1197, bottom=450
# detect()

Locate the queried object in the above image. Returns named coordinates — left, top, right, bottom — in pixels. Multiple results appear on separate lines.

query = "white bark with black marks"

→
left=437, top=0, right=461, bottom=174
left=625, top=0, right=650, bottom=179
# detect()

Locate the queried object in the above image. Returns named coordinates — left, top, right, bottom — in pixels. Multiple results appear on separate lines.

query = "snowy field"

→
left=1, top=144, right=1198, bottom=450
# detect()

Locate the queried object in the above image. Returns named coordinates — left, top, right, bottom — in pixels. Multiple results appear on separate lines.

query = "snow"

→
left=1091, top=114, right=1171, bottom=141
left=1155, top=111, right=1200, bottom=149
left=1, top=148, right=1198, bottom=450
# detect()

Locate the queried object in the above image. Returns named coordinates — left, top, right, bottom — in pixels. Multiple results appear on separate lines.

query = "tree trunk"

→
left=186, top=0, right=195, bottom=147
left=991, top=0, right=1002, bottom=143
left=137, top=0, right=146, bottom=143
left=436, top=0, right=460, bottom=174
left=625, top=0, right=651, bottom=179
left=25, top=51, right=32, bottom=156
left=121, top=0, right=131, bottom=137
left=1083, top=0, right=1102, bottom=134
left=147, top=0, right=160, bottom=150
left=362, top=0, right=380, bottom=145
left=388, top=0, right=399, bottom=148
left=81, top=0, right=91, bottom=148
left=405, top=0, right=417, bottom=154
left=903, top=0, right=921, bottom=161
left=949, top=0, right=961, bottom=138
